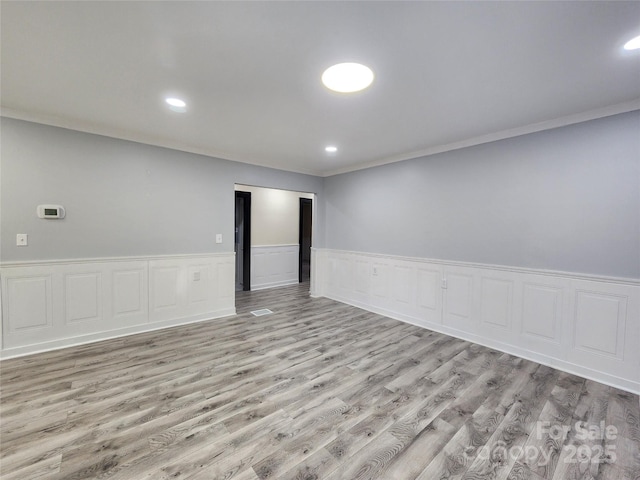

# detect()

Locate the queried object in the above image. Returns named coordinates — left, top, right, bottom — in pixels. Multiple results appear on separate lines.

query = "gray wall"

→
left=3, top=112, right=638, bottom=279
left=324, top=111, right=640, bottom=279
left=0, top=118, right=324, bottom=261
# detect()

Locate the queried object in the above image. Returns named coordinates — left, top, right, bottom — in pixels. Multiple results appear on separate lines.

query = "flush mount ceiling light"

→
left=325, top=146, right=338, bottom=153
left=166, top=97, right=186, bottom=107
left=165, top=97, right=187, bottom=112
left=623, top=35, right=640, bottom=50
left=322, top=63, right=374, bottom=93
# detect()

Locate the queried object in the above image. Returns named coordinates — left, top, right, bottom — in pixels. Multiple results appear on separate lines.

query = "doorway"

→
left=299, top=198, right=312, bottom=283
left=235, top=191, right=251, bottom=291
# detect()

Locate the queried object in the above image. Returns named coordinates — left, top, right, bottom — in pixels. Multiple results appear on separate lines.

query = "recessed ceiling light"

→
left=166, top=97, right=186, bottom=107
left=623, top=35, right=640, bottom=51
left=165, top=97, right=187, bottom=113
left=325, top=146, right=338, bottom=153
left=322, top=63, right=374, bottom=93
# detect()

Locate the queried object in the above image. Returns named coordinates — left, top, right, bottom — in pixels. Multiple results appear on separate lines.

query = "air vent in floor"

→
left=250, top=309, right=273, bottom=317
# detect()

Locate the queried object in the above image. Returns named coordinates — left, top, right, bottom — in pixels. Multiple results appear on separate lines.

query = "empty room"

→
left=1, top=2, right=639, bottom=479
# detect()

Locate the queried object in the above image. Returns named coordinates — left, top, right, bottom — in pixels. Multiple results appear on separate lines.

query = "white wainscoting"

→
left=312, top=248, right=640, bottom=394
left=251, top=245, right=299, bottom=291
left=0, top=253, right=236, bottom=359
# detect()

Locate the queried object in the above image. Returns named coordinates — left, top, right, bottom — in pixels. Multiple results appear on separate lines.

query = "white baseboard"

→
left=251, top=280, right=300, bottom=292
left=313, top=248, right=640, bottom=394
left=0, top=307, right=236, bottom=360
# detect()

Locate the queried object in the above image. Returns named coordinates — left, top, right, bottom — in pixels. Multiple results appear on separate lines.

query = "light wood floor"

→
left=1, top=283, right=638, bottom=480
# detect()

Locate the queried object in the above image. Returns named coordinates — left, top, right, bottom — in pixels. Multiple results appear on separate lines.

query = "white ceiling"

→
left=2, top=1, right=639, bottom=177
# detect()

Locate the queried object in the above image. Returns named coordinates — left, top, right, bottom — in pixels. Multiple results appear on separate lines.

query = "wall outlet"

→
left=215, top=234, right=223, bottom=244
left=372, top=266, right=378, bottom=276
left=193, top=271, right=201, bottom=281
left=16, top=234, right=28, bottom=246
left=441, top=278, right=448, bottom=289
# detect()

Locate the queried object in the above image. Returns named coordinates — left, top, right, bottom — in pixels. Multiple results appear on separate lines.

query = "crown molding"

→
left=322, top=99, right=640, bottom=177
left=3, top=99, right=638, bottom=179
left=0, top=107, right=324, bottom=177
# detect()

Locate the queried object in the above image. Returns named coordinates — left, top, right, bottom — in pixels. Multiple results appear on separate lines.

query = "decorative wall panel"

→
left=113, top=268, right=145, bottom=318
left=6, top=275, right=52, bottom=332
left=251, top=245, right=299, bottom=290
left=1, top=254, right=235, bottom=357
left=313, top=248, right=640, bottom=394
left=480, top=277, right=512, bottom=330
left=521, top=283, right=562, bottom=343
left=64, top=272, right=102, bottom=324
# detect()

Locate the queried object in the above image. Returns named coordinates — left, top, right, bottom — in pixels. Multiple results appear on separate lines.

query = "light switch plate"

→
left=215, top=234, right=223, bottom=244
left=16, top=234, right=28, bottom=246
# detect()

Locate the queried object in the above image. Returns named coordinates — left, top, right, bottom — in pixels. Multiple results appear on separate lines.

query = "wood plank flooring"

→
left=1, top=283, right=638, bottom=479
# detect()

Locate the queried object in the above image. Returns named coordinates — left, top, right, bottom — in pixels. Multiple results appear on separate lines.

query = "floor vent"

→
left=250, top=309, right=273, bottom=317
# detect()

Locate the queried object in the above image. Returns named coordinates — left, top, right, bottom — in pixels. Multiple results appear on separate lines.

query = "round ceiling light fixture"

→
left=325, top=146, right=338, bottom=153
left=623, top=35, right=640, bottom=51
left=166, top=97, right=186, bottom=107
left=322, top=63, right=374, bottom=93
left=165, top=97, right=187, bottom=112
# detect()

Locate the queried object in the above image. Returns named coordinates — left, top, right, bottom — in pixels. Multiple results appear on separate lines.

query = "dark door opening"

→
left=299, top=198, right=312, bottom=283
left=235, top=191, right=251, bottom=291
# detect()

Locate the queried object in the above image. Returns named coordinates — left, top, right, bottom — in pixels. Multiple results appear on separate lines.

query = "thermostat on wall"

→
left=37, top=205, right=65, bottom=219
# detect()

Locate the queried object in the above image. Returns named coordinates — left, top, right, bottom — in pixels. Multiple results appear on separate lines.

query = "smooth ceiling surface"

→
left=2, top=1, right=639, bottom=176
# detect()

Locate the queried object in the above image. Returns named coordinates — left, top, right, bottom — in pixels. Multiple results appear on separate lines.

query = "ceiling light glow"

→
left=623, top=35, right=640, bottom=51
left=325, top=146, right=338, bottom=153
left=166, top=97, right=186, bottom=107
left=322, top=63, right=374, bottom=93
left=165, top=97, right=187, bottom=113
